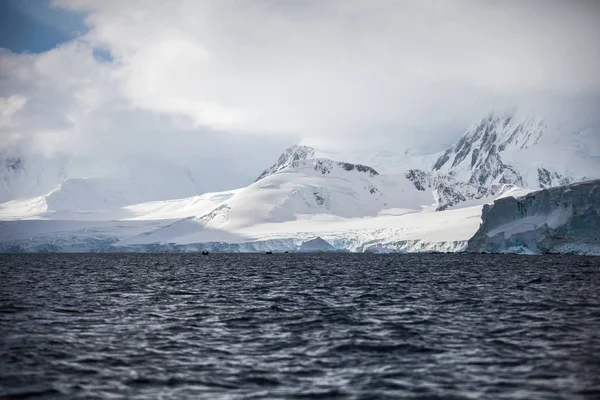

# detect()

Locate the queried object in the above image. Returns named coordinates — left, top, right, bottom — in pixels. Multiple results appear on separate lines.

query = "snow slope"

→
left=0, top=150, right=68, bottom=203
left=0, top=152, right=474, bottom=252
left=0, top=186, right=239, bottom=221
left=202, top=158, right=434, bottom=228
left=0, top=149, right=219, bottom=205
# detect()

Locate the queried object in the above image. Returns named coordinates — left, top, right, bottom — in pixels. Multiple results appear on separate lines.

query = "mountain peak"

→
left=431, top=112, right=545, bottom=180
left=255, top=144, right=316, bottom=182
left=256, top=144, right=383, bottom=182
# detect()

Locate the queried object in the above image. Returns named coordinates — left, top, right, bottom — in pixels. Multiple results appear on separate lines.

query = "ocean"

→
left=1, top=253, right=599, bottom=399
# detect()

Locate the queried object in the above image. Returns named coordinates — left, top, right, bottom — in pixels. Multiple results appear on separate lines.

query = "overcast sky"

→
left=1, top=0, right=599, bottom=189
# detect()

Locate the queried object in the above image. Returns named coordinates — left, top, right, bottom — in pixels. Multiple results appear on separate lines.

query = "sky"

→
left=1, top=0, right=599, bottom=192
left=0, top=0, right=85, bottom=53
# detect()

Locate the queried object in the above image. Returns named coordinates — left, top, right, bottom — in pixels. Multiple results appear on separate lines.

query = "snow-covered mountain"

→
left=256, top=144, right=436, bottom=177
left=255, top=144, right=316, bottom=182
left=405, top=111, right=600, bottom=210
left=0, top=109, right=598, bottom=253
left=145, top=156, right=433, bottom=234
left=0, top=146, right=457, bottom=252
left=253, top=111, right=599, bottom=214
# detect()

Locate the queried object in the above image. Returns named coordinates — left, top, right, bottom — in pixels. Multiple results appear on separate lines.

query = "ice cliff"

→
left=466, top=180, right=600, bottom=255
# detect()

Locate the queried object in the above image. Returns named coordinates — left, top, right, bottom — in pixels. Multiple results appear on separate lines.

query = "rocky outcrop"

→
left=466, top=180, right=600, bottom=255
left=309, top=159, right=378, bottom=177
left=537, top=167, right=572, bottom=189
left=405, top=168, right=512, bottom=211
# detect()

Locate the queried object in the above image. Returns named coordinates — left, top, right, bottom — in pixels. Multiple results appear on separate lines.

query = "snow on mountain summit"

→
left=255, top=144, right=316, bottom=182
left=405, top=111, right=600, bottom=210
left=253, top=111, right=598, bottom=215
left=194, top=155, right=430, bottom=230
left=432, top=111, right=599, bottom=188
left=431, top=112, right=544, bottom=186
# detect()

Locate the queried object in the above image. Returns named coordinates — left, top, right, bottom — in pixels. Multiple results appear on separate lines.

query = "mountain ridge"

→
left=403, top=111, right=599, bottom=210
left=0, top=109, right=598, bottom=253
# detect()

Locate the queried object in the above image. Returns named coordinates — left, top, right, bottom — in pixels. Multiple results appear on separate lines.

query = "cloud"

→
left=54, top=0, right=600, bottom=150
left=0, top=42, right=116, bottom=155
left=1, top=0, right=599, bottom=191
left=0, top=42, right=291, bottom=191
left=0, top=95, right=27, bottom=123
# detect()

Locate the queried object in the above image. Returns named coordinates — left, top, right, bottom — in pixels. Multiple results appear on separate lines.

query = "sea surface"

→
left=1, top=253, right=599, bottom=399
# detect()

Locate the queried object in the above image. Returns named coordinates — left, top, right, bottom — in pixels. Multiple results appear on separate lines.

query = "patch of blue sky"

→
left=0, top=0, right=87, bottom=53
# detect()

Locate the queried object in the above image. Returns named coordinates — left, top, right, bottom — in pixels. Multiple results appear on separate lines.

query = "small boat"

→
left=265, top=251, right=273, bottom=254
left=202, top=251, right=209, bottom=255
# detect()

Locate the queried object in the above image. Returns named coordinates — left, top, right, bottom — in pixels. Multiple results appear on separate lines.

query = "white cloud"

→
left=0, top=42, right=291, bottom=190
left=0, top=95, right=27, bottom=124
left=51, top=0, right=600, bottom=149
left=1, top=0, right=599, bottom=191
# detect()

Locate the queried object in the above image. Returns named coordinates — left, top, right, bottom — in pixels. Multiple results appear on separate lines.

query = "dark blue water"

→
left=1, top=253, right=599, bottom=399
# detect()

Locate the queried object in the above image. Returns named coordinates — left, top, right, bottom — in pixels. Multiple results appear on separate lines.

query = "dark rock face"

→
left=355, top=164, right=379, bottom=176
left=432, top=152, right=450, bottom=171
left=5, top=157, right=22, bottom=171
left=466, top=180, right=600, bottom=254
left=538, top=168, right=552, bottom=188
left=451, top=137, right=471, bottom=168
left=537, top=167, right=572, bottom=189
left=339, top=162, right=355, bottom=172
left=318, top=160, right=377, bottom=177
left=313, top=193, right=325, bottom=205
left=405, top=169, right=427, bottom=191
left=470, top=148, right=479, bottom=168
left=314, top=160, right=332, bottom=175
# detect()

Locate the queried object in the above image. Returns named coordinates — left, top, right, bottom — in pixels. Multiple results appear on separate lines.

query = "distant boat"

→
left=265, top=251, right=273, bottom=254
left=202, top=251, right=209, bottom=255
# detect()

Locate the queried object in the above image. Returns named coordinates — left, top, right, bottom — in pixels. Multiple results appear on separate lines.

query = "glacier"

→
left=466, top=180, right=600, bottom=255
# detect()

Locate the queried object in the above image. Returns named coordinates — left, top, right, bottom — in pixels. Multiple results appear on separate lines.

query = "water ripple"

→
left=1, top=253, right=599, bottom=399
